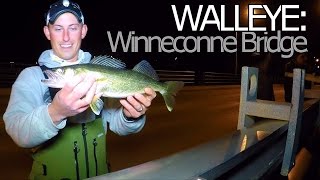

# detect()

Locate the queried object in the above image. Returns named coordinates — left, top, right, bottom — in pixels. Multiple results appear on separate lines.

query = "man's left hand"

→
left=120, top=88, right=157, bottom=119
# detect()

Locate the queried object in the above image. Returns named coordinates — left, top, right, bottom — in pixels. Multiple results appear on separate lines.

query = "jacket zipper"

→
left=93, top=138, right=98, bottom=176
left=73, top=141, right=80, bottom=180
left=82, top=123, right=90, bottom=178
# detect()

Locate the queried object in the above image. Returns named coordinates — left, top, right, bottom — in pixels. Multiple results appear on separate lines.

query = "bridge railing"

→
left=156, top=70, right=240, bottom=85
left=203, top=71, right=240, bottom=85
left=155, top=70, right=196, bottom=85
left=0, top=63, right=241, bottom=87
left=0, top=62, right=37, bottom=87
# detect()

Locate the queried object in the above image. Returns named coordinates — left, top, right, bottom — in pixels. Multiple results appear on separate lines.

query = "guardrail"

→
left=156, top=70, right=240, bottom=85
left=0, top=63, right=37, bottom=87
left=203, top=72, right=240, bottom=85
left=0, top=63, right=241, bottom=87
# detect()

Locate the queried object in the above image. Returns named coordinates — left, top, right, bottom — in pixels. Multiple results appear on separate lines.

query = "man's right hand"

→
left=48, top=74, right=98, bottom=125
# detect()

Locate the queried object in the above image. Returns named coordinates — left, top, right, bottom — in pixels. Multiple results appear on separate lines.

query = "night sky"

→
left=0, top=0, right=319, bottom=73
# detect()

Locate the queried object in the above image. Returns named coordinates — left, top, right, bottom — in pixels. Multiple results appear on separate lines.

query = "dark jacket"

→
left=284, top=60, right=311, bottom=102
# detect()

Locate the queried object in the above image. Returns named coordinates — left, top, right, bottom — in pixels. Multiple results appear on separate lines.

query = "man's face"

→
left=43, top=13, right=88, bottom=62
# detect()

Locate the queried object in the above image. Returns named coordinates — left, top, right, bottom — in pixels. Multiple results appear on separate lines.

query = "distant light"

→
left=9, top=61, right=14, bottom=64
left=316, top=59, right=319, bottom=62
left=317, top=66, right=319, bottom=69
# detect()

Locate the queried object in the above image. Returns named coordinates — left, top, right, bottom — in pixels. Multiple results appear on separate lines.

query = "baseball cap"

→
left=45, top=0, right=84, bottom=25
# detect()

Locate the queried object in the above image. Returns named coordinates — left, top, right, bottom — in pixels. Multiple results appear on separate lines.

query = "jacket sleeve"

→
left=3, top=67, right=66, bottom=148
left=101, top=98, right=146, bottom=136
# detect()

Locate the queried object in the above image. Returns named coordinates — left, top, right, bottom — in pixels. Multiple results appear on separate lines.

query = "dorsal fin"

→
left=90, top=55, right=126, bottom=69
left=132, top=60, right=159, bottom=81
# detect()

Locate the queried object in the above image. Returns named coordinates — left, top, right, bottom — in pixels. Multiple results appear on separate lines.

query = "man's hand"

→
left=120, top=88, right=157, bottom=119
left=48, top=74, right=98, bottom=125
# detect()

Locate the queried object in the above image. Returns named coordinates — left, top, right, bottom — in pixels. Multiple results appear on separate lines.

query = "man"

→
left=3, top=0, right=156, bottom=179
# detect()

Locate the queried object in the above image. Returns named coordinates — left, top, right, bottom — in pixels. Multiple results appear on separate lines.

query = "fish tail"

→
left=161, top=81, right=184, bottom=111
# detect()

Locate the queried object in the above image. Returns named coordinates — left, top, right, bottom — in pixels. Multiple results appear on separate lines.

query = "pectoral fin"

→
left=90, top=95, right=104, bottom=115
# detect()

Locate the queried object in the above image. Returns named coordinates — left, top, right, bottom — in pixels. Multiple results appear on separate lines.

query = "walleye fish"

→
left=41, top=55, right=184, bottom=115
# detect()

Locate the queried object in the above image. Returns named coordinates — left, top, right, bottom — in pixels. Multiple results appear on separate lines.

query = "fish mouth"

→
left=41, top=70, right=65, bottom=88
